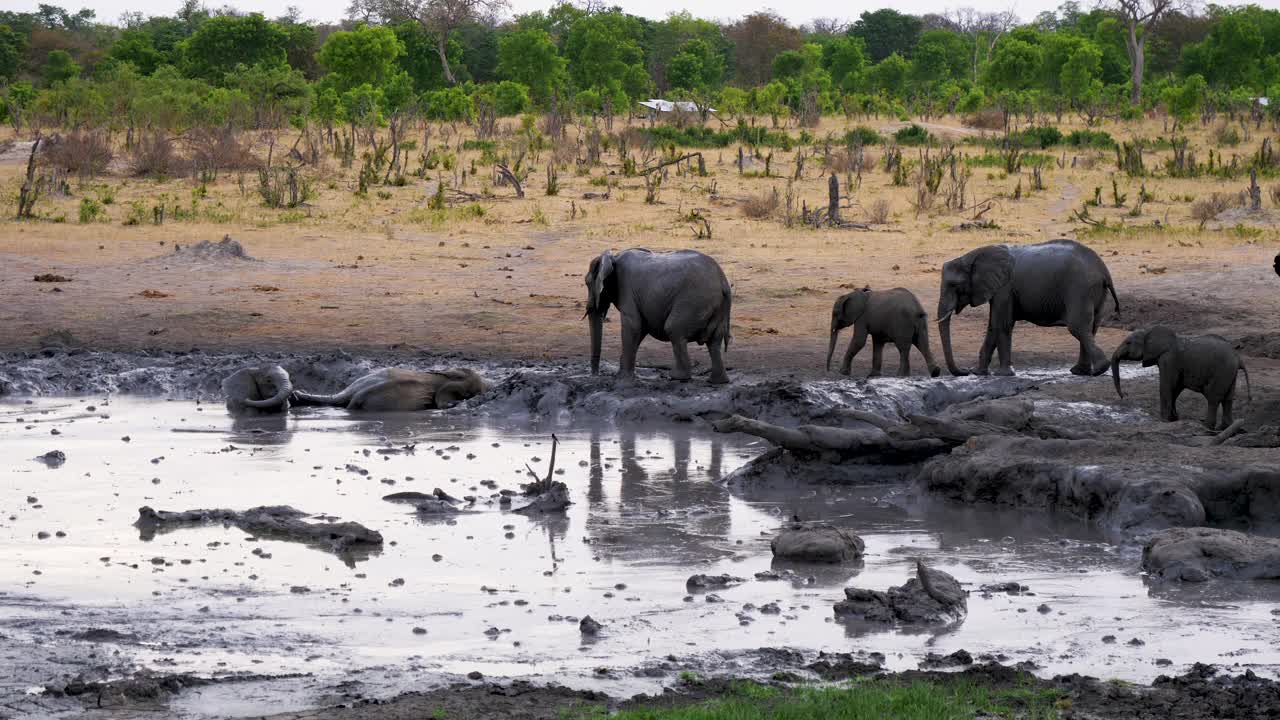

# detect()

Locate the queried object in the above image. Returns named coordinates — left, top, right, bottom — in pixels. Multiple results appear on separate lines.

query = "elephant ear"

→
left=588, top=251, right=614, bottom=311
left=434, top=381, right=467, bottom=410
left=1142, top=326, right=1178, bottom=366
left=966, top=245, right=1014, bottom=307
left=839, top=289, right=870, bottom=326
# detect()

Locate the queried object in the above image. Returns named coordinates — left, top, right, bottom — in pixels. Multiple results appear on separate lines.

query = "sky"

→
left=12, top=0, right=1280, bottom=28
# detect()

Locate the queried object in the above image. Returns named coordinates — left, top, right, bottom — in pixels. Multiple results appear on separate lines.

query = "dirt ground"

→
left=1, top=117, right=1277, bottom=391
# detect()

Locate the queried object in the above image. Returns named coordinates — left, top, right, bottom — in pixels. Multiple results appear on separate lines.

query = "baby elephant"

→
left=826, top=287, right=941, bottom=377
left=292, top=368, right=487, bottom=411
left=1112, top=326, right=1251, bottom=430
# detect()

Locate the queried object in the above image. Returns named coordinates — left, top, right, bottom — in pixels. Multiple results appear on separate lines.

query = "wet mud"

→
left=2, top=345, right=1279, bottom=718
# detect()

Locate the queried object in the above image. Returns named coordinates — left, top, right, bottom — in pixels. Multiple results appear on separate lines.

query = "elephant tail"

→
left=1105, top=275, right=1121, bottom=316
left=1240, top=361, right=1252, bottom=403
left=720, top=284, right=733, bottom=351
left=292, top=388, right=354, bottom=407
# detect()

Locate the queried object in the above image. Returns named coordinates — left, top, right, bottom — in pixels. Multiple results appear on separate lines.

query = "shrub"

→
left=43, top=130, right=114, bottom=179
left=893, top=124, right=932, bottom=146
left=963, top=109, right=1005, bottom=130
left=866, top=197, right=891, bottom=224
left=78, top=197, right=104, bottom=223
left=186, top=127, right=257, bottom=176
left=1190, top=191, right=1243, bottom=229
left=1007, top=126, right=1062, bottom=149
left=1214, top=124, right=1241, bottom=147
left=1064, top=130, right=1116, bottom=149
left=841, top=126, right=883, bottom=146
left=740, top=187, right=780, bottom=219
left=130, top=132, right=184, bottom=177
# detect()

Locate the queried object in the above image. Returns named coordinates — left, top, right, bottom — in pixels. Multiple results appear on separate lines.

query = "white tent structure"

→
left=638, top=99, right=716, bottom=114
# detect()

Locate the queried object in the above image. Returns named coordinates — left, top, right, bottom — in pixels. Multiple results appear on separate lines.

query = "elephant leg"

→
left=993, top=329, right=1015, bottom=376
left=1159, top=375, right=1180, bottom=421
left=869, top=337, right=885, bottom=377
left=840, top=326, right=868, bottom=376
left=975, top=331, right=997, bottom=375
left=914, top=322, right=942, bottom=378
left=895, top=339, right=912, bottom=376
left=669, top=338, right=693, bottom=382
left=1068, top=309, right=1109, bottom=376
left=618, top=322, right=644, bottom=381
left=707, top=339, right=729, bottom=385
left=1220, top=392, right=1234, bottom=429
left=1204, top=395, right=1220, bottom=430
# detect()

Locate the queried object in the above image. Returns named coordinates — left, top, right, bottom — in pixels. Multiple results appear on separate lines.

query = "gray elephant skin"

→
left=936, top=239, right=1120, bottom=377
left=1112, top=326, right=1251, bottom=430
left=826, top=287, right=941, bottom=377
left=222, top=365, right=293, bottom=415
left=585, top=248, right=732, bottom=384
left=293, top=368, right=487, bottom=411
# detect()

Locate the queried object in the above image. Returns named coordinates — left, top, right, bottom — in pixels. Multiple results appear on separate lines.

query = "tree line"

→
left=2, top=0, right=1280, bottom=135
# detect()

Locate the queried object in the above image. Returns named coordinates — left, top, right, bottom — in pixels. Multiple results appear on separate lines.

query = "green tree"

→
left=0, top=24, right=28, bottom=82
left=393, top=22, right=467, bottom=91
left=497, top=27, right=565, bottom=104
left=180, top=14, right=287, bottom=82
left=318, top=24, right=405, bottom=92
left=868, top=52, right=909, bottom=95
left=109, top=29, right=163, bottom=75
left=985, top=37, right=1042, bottom=92
left=1060, top=41, right=1103, bottom=106
left=821, top=36, right=868, bottom=90
left=422, top=85, right=473, bottom=122
left=225, top=61, right=311, bottom=128
left=849, top=9, right=922, bottom=63
left=666, top=38, right=724, bottom=92
left=562, top=10, right=647, bottom=96
left=42, top=49, right=80, bottom=85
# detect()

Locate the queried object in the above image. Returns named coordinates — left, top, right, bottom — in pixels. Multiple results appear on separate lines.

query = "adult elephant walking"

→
left=936, top=239, right=1120, bottom=377
left=585, top=248, right=732, bottom=384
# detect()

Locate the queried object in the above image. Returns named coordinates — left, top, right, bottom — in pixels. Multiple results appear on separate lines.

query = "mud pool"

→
left=5, top=395, right=1280, bottom=718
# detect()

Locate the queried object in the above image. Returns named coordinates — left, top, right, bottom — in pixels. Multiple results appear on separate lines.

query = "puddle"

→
left=3, top=395, right=1280, bottom=718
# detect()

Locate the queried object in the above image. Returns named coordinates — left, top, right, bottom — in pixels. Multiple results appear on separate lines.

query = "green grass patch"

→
left=643, top=124, right=795, bottom=150
left=575, top=679, right=1063, bottom=720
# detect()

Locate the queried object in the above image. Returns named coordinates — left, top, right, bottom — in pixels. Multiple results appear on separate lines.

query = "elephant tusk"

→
left=935, top=311, right=954, bottom=324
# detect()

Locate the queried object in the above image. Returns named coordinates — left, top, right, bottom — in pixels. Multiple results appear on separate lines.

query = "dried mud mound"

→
left=166, top=235, right=256, bottom=262
left=1101, top=291, right=1254, bottom=334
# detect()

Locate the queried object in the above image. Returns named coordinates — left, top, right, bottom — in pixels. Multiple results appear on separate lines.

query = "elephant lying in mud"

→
left=826, top=287, right=940, bottom=377
left=937, top=239, right=1119, bottom=377
left=586, top=248, right=732, bottom=384
left=222, top=365, right=293, bottom=416
left=292, top=368, right=487, bottom=411
left=222, top=366, right=486, bottom=414
left=1112, top=326, right=1250, bottom=430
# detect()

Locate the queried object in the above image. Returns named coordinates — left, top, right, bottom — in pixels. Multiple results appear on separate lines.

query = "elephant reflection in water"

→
left=583, top=429, right=732, bottom=563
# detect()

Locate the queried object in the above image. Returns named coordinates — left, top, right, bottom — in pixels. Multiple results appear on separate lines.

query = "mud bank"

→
left=258, top=661, right=1280, bottom=720
left=0, top=345, right=1043, bottom=427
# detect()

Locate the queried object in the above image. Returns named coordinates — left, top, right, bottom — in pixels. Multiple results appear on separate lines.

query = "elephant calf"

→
left=826, top=287, right=940, bottom=377
left=222, top=365, right=293, bottom=415
left=1112, top=326, right=1251, bottom=430
left=292, top=368, right=487, bottom=411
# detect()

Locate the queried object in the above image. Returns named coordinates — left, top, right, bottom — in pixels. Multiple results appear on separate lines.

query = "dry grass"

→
left=866, top=197, right=891, bottom=224
left=740, top=187, right=780, bottom=219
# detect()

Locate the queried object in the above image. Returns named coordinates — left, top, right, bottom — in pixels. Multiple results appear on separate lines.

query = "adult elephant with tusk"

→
left=222, top=365, right=294, bottom=415
left=936, top=239, right=1120, bottom=377
left=292, top=368, right=487, bottom=411
left=585, top=248, right=732, bottom=384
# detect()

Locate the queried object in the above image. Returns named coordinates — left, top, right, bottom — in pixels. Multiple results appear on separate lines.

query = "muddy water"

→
left=4, top=396, right=1280, bottom=718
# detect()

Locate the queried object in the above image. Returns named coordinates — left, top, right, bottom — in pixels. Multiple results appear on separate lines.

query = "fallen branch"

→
left=640, top=152, right=703, bottom=175
left=495, top=164, right=524, bottom=198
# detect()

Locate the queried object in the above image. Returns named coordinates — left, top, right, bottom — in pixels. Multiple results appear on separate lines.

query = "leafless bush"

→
left=866, top=197, right=891, bottom=224
left=186, top=127, right=258, bottom=177
left=1270, top=184, right=1280, bottom=207
left=964, top=110, right=1005, bottom=130
left=740, top=187, right=780, bottom=219
left=1190, top=192, right=1244, bottom=229
left=130, top=132, right=186, bottom=177
left=42, top=130, right=113, bottom=180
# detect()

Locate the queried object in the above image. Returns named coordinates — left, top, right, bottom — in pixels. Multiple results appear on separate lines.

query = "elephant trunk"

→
left=589, top=312, right=604, bottom=375
left=825, top=326, right=839, bottom=372
left=937, top=313, right=968, bottom=377
left=1111, top=350, right=1125, bottom=398
left=242, top=368, right=293, bottom=410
